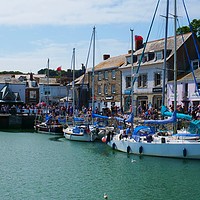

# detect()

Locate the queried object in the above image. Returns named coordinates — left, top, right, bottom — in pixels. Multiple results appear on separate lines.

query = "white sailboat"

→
left=63, top=27, right=98, bottom=142
left=104, top=0, right=200, bottom=159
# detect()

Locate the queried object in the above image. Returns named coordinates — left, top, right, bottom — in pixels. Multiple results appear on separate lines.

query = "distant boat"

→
left=63, top=27, right=99, bottom=142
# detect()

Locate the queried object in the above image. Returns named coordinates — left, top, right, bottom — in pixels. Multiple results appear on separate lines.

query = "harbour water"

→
left=0, top=131, right=199, bottom=200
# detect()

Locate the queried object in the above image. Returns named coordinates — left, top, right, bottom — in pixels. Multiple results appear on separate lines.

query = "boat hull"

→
left=63, top=127, right=97, bottom=142
left=107, top=136, right=200, bottom=159
left=35, top=124, right=63, bottom=135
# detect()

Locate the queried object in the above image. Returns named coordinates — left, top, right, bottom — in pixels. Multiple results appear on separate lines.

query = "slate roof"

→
left=176, top=68, right=200, bottom=82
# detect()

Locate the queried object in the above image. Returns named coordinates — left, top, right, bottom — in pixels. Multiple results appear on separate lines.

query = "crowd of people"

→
left=1, top=102, right=200, bottom=121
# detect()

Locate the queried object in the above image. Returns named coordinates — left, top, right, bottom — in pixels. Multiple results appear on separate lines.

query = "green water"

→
left=0, top=131, right=199, bottom=200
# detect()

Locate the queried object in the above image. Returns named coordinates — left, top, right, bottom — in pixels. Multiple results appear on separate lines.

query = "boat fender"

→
left=139, top=146, right=143, bottom=154
left=183, top=148, right=187, bottom=157
left=127, top=146, right=131, bottom=154
left=112, top=143, right=116, bottom=150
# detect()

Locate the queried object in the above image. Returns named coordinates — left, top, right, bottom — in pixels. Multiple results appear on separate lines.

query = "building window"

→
left=104, top=71, right=108, bottom=79
left=138, top=74, right=147, bottom=88
left=30, top=91, right=36, bottom=99
left=111, top=70, right=116, bottom=79
left=111, top=84, right=116, bottom=93
left=196, top=83, right=200, bottom=92
left=142, top=54, right=148, bottom=63
left=104, top=84, right=108, bottom=94
left=184, top=83, right=188, bottom=97
left=154, top=72, right=161, bottom=86
left=155, top=51, right=163, bottom=60
left=44, top=91, right=50, bottom=95
left=192, top=60, right=199, bottom=70
left=126, top=76, right=131, bottom=88
left=98, top=72, right=102, bottom=81
left=98, top=85, right=101, bottom=94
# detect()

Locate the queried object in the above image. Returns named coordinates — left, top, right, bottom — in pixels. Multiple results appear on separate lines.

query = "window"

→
left=154, top=72, right=161, bottom=86
left=138, top=74, right=147, bottom=88
left=30, top=91, right=36, bottom=99
left=104, top=71, right=108, bottom=79
left=192, top=60, right=199, bottom=70
left=142, top=54, right=148, bottom=63
left=98, top=85, right=101, bottom=94
left=111, top=84, right=116, bottom=93
left=126, top=76, right=131, bottom=88
left=44, top=91, right=50, bottom=95
left=111, top=70, right=116, bottom=79
left=155, top=51, right=163, bottom=60
left=184, top=83, right=188, bottom=97
left=98, top=72, right=102, bottom=81
left=104, top=84, right=108, bottom=94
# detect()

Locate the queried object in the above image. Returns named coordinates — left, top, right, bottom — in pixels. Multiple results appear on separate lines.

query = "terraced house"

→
left=89, top=54, right=126, bottom=112
left=121, top=32, right=200, bottom=113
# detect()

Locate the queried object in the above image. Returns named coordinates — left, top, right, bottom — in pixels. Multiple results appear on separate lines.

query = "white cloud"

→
left=0, top=0, right=198, bottom=73
left=0, top=0, right=198, bottom=26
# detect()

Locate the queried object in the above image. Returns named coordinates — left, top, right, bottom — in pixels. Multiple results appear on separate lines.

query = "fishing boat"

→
left=104, top=0, right=200, bottom=159
left=63, top=27, right=99, bottom=141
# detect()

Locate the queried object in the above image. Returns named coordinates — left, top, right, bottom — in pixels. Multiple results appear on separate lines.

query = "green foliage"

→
left=0, top=71, right=23, bottom=74
left=177, top=19, right=200, bottom=42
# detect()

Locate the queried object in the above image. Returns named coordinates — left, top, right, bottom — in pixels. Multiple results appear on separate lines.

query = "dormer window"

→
left=142, top=54, right=148, bottom=63
left=192, top=60, right=199, bottom=70
left=155, top=51, right=163, bottom=60
left=126, top=55, right=137, bottom=64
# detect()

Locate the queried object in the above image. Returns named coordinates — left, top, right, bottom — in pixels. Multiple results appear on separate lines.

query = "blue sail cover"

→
left=125, top=113, right=134, bottom=123
left=92, top=113, right=109, bottom=119
left=144, top=111, right=177, bottom=125
left=114, top=116, right=125, bottom=122
left=132, top=126, right=155, bottom=136
left=161, top=105, right=192, bottom=121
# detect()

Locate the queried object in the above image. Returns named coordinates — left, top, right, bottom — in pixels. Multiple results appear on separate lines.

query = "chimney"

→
left=128, top=50, right=135, bottom=54
left=103, top=54, right=110, bottom=60
left=30, top=72, right=33, bottom=81
left=135, top=35, right=143, bottom=51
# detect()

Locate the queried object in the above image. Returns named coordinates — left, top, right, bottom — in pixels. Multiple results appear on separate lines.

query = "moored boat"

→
left=34, top=120, right=64, bottom=135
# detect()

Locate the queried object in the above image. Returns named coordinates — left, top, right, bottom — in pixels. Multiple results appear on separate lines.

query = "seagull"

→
left=131, top=159, right=136, bottom=163
left=104, top=193, right=108, bottom=199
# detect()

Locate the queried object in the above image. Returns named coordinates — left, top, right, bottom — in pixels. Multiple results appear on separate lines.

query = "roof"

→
left=94, top=54, right=127, bottom=71
left=176, top=68, right=200, bottom=82
left=135, top=32, right=191, bottom=56
left=121, top=32, right=192, bottom=69
left=68, top=73, right=89, bottom=86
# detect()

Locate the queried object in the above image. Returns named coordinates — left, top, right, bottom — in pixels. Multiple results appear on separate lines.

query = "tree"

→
left=177, top=19, right=200, bottom=42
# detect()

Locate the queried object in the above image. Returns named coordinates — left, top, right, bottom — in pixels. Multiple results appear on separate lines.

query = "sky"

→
left=0, top=0, right=199, bottom=73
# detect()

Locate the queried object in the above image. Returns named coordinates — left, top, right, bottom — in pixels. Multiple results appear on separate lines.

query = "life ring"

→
left=183, top=148, right=187, bottom=157
left=127, top=146, right=131, bottom=154
left=139, top=146, right=143, bottom=154
left=112, top=143, right=116, bottom=150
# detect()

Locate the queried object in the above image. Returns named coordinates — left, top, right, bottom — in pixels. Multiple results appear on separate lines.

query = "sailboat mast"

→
left=72, top=48, right=75, bottom=122
left=130, top=29, right=134, bottom=133
left=162, top=0, right=169, bottom=107
left=92, top=26, right=95, bottom=124
left=47, top=58, right=50, bottom=107
left=173, top=0, right=177, bottom=133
